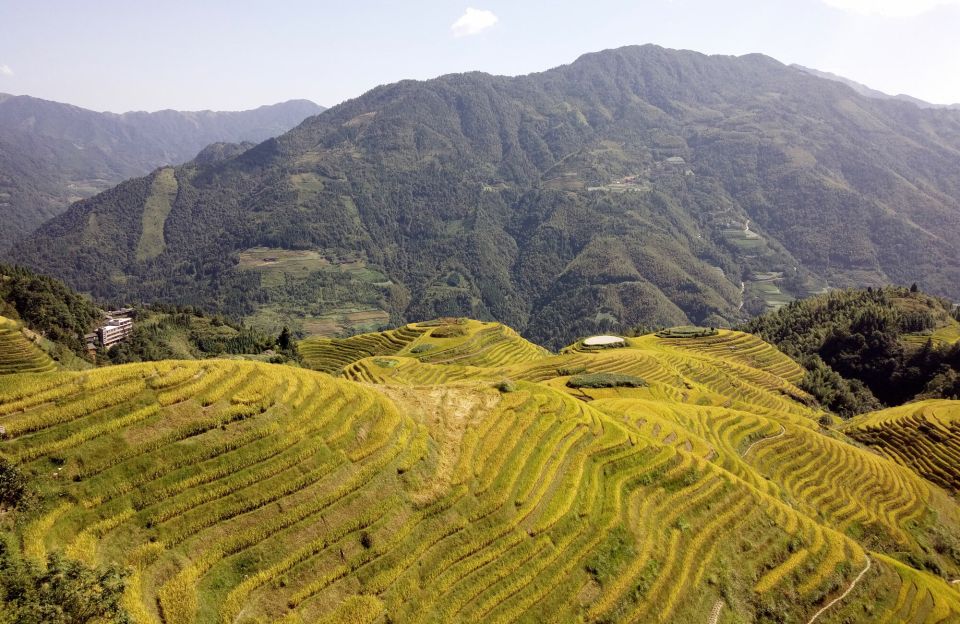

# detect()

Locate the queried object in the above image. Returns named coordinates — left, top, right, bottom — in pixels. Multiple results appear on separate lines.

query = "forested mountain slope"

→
left=10, top=45, right=960, bottom=347
left=744, top=287, right=960, bottom=415
left=2, top=319, right=960, bottom=622
left=0, top=94, right=324, bottom=249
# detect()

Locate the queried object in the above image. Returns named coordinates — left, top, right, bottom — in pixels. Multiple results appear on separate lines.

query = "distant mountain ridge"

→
left=0, top=95, right=324, bottom=249
left=9, top=45, right=960, bottom=348
left=791, top=65, right=960, bottom=110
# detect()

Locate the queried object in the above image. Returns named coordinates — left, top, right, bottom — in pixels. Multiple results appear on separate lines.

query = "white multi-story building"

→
left=97, top=317, right=133, bottom=348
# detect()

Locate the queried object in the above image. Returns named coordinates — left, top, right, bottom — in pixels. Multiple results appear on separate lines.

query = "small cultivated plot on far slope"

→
left=1, top=322, right=960, bottom=622
left=235, top=247, right=393, bottom=338
left=903, top=315, right=960, bottom=348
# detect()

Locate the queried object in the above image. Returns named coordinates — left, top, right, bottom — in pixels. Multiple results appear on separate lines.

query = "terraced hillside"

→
left=904, top=316, right=960, bottom=348
left=299, top=319, right=548, bottom=377
left=2, top=322, right=960, bottom=623
left=842, top=400, right=960, bottom=492
left=0, top=315, right=56, bottom=375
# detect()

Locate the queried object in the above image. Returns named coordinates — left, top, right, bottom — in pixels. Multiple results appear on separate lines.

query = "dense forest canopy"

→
left=0, top=264, right=100, bottom=354
left=744, top=287, right=960, bottom=415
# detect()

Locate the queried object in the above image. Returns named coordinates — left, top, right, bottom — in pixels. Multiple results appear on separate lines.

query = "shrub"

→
left=0, top=544, right=131, bottom=624
left=566, top=373, right=647, bottom=389
left=0, top=460, right=27, bottom=510
left=585, top=525, right=636, bottom=584
left=494, top=379, right=518, bottom=393
left=655, top=326, right=719, bottom=339
left=410, top=343, right=436, bottom=354
left=431, top=326, right=467, bottom=338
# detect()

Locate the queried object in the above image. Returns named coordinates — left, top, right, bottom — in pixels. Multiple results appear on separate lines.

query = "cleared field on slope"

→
left=2, top=324, right=960, bottom=623
left=135, top=168, right=179, bottom=262
left=904, top=317, right=960, bottom=348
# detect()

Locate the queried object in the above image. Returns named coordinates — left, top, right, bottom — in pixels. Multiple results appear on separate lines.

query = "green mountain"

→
left=9, top=45, right=960, bottom=348
left=0, top=94, right=324, bottom=250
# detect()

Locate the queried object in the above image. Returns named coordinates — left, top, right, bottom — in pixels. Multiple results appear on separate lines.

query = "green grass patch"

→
left=585, top=524, right=636, bottom=586
left=656, top=326, right=718, bottom=338
left=135, top=168, right=178, bottom=261
left=566, top=373, right=647, bottom=389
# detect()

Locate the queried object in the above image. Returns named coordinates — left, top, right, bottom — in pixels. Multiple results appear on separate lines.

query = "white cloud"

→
left=820, top=0, right=960, bottom=17
left=451, top=8, right=498, bottom=37
left=0, top=65, right=13, bottom=77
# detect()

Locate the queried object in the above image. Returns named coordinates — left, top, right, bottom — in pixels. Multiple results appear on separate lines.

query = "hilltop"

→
left=0, top=95, right=324, bottom=249
left=744, top=286, right=960, bottom=415
left=9, top=44, right=960, bottom=348
left=1, top=317, right=960, bottom=622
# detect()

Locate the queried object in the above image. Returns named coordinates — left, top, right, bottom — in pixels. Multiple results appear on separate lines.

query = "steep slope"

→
left=0, top=316, right=56, bottom=374
left=0, top=95, right=324, bottom=249
left=842, top=400, right=960, bottom=491
left=10, top=45, right=960, bottom=347
left=3, top=324, right=960, bottom=622
left=0, top=262, right=101, bottom=359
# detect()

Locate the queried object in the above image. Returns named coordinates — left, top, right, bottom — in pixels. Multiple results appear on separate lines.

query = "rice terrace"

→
left=2, top=315, right=960, bottom=623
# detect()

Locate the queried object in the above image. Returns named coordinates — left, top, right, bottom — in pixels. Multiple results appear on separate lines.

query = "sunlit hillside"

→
left=842, top=400, right=960, bottom=492
left=0, top=316, right=56, bottom=375
left=1, top=318, right=959, bottom=623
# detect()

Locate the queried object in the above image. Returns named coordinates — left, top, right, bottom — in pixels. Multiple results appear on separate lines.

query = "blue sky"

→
left=1, top=0, right=959, bottom=112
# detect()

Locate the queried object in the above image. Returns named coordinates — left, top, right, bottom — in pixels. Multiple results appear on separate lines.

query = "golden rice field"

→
left=0, top=316, right=56, bottom=375
left=2, top=319, right=960, bottom=623
left=842, top=400, right=960, bottom=493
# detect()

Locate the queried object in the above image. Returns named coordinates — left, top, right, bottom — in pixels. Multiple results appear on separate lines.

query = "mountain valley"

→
left=0, top=95, right=324, bottom=250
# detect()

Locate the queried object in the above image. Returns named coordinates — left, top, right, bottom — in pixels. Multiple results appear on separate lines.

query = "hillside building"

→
left=96, top=316, right=133, bottom=348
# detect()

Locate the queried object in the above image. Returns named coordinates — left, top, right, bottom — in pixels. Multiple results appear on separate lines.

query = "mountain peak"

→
left=8, top=45, right=960, bottom=349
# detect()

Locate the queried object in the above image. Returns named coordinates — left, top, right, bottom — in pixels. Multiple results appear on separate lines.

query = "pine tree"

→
left=277, top=326, right=292, bottom=350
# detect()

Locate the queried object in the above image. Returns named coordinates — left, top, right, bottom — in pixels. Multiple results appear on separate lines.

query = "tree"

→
left=910, top=282, right=919, bottom=293
left=0, top=543, right=131, bottom=624
left=277, top=326, right=292, bottom=351
left=0, top=460, right=27, bottom=510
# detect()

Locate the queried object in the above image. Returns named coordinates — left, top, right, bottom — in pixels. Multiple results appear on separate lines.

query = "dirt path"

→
left=741, top=426, right=785, bottom=457
left=806, top=556, right=871, bottom=624
left=707, top=598, right=723, bottom=624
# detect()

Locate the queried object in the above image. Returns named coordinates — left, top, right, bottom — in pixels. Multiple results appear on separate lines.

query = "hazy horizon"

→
left=2, top=0, right=960, bottom=113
